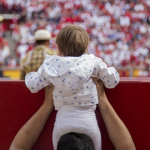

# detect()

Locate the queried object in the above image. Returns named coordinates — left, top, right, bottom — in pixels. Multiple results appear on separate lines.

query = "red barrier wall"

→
left=0, top=80, right=150, bottom=150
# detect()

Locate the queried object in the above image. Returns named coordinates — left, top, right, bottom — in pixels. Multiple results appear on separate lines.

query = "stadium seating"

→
left=0, top=0, right=150, bottom=76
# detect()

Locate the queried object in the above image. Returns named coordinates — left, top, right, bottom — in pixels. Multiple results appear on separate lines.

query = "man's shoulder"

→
left=46, top=48, right=57, bottom=56
left=21, top=52, right=29, bottom=64
left=21, top=51, right=32, bottom=66
left=33, top=45, right=57, bottom=56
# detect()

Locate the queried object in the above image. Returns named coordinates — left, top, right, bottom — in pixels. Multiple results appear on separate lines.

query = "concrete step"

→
left=5, top=32, right=19, bottom=62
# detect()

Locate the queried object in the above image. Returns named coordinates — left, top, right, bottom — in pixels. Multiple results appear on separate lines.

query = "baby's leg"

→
left=85, top=122, right=102, bottom=150
left=52, top=125, right=61, bottom=150
left=53, top=124, right=101, bottom=150
left=53, top=107, right=102, bottom=150
left=71, top=113, right=102, bottom=150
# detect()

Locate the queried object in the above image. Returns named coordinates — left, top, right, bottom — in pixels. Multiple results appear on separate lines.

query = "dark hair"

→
left=35, top=40, right=48, bottom=45
left=56, top=25, right=89, bottom=57
left=57, top=132, right=95, bottom=150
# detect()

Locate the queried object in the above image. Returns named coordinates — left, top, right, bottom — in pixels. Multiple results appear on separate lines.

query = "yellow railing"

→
left=2, top=67, right=20, bottom=79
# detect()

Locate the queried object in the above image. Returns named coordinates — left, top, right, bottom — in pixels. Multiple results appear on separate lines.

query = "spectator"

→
left=1, top=0, right=150, bottom=77
left=0, top=37, right=10, bottom=66
left=0, top=16, right=6, bottom=37
left=16, top=40, right=29, bottom=60
left=20, top=29, right=56, bottom=80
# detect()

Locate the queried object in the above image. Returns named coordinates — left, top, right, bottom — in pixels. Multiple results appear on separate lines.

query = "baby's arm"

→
left=93, top=57, right=120, bottom=88
left=25, top=64, right=51, bottom=93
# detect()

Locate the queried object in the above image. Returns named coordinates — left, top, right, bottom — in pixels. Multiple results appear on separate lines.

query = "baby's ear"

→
left=57, top=49, right=59, bottom=55
left=56, top=45, right=61, bottom=55
left=86, top=49, right=89, bottom=54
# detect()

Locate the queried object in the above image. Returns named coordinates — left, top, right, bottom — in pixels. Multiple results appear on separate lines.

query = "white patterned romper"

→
left=25, top=54, right=120, bottom=150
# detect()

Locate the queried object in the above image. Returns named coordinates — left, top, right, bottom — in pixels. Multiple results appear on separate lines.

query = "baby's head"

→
left=56, top=25, right=89, bottom=57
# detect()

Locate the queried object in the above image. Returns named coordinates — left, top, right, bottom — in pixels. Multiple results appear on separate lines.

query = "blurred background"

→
left=0, top=0, right=150, bottom=79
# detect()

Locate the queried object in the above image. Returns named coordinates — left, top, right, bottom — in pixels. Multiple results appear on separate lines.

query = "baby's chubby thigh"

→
left=53, top=108, right=102, bottom=150
left=72, top=110, right=102, bottom=150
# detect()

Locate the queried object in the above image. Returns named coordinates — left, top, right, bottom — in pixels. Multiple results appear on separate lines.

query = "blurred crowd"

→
left=0, top=0, right=150, bottom=77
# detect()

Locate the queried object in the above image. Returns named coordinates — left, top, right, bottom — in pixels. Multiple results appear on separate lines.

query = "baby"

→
left=25, top=25, right=120, bottom=150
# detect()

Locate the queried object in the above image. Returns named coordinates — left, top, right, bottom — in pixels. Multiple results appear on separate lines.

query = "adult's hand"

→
left=44, top=85, right=54, bottom=105
left=93, top=78, right=136, bottom=150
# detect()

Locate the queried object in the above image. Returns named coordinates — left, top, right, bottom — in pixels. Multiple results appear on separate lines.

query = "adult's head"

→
left=34, top=29, right=51, bottom=47
left=57, top=132, right=95, bottom=150
left=56, top=25, right=89, bottom=57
